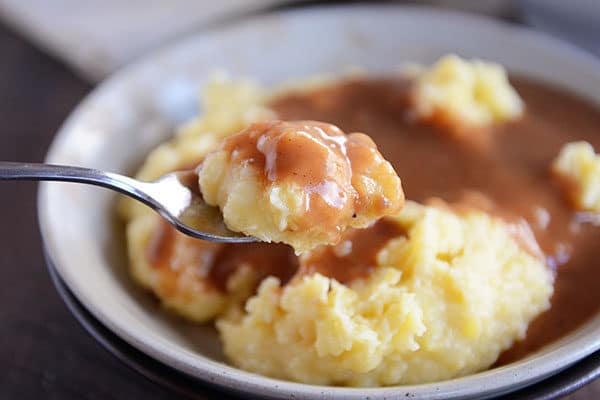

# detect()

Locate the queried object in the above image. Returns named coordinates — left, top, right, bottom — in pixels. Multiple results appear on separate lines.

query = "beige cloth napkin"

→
left=0, top=0, right=284, bottom=81
left=0, top=0, right=511, bottom=82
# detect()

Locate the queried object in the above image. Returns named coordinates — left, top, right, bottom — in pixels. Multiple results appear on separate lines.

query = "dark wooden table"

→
left=0, top=21, right=597, bottom=400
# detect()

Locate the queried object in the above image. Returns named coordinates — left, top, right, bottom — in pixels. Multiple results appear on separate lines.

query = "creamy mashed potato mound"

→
left=198, top=120, right=404, bottom=253
left=552, top=141, right=600, bottom=212
left=122, top=67, right=555, bottom=385
left=411, top=55, right=524, bottom=130
left=217, top=202, right=553, bottom=386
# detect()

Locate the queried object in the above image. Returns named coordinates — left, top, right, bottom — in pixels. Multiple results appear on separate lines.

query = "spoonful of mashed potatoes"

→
left=0, top=120, right=403, bottom=250
left=197, top=120, right=405, bottom=253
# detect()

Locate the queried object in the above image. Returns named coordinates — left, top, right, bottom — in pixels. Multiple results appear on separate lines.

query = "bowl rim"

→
left=38, top=4, right=600, bottom=399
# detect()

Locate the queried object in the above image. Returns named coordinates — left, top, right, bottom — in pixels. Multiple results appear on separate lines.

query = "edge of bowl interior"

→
left=38, top=4, right=600, bottom=400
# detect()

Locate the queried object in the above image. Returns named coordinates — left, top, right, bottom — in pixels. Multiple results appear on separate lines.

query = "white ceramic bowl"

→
left=38, top=5, right=600, bottom=399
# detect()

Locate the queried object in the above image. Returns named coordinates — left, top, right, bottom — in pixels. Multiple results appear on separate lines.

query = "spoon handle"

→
left=0, top=161, right=147, bottom=198
left=0, top=161, right=254, bottom=243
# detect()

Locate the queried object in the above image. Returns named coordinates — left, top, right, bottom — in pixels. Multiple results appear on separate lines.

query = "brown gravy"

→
left=209, top=242, right=298, bottom=291
left=147, top=220, right=298, bottom=293
left=270, top=77, right=600, bottom=364
left=211, top=119, right=402, bottom=233
left=146, top=75, right=600, bottom=365
left=221, top=120, right=349, bottom=189
left=297, top=218, right=405, bottom=284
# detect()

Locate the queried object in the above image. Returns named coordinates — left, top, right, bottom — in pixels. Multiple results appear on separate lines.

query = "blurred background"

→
left=0, top=0, right=598, bottom=399
left=0, top=0, right=599, bottom=82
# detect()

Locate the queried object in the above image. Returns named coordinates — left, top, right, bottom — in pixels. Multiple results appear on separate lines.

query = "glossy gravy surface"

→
left=213, top=119, right=402, bottom=232
left=147, top=76, right=600, bottom=364
left=271, top=77, right=600, bottom=364
left=297, top=218, right=405, bottom=284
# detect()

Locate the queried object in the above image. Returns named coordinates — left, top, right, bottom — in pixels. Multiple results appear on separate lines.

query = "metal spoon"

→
left=0, top=161, right=256, bottom=243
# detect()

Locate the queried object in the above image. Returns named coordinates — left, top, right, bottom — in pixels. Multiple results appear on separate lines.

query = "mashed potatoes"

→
left=217, top=202, right=553, bottom=386
left=552, top=141, right=600, bottom=212
left=122, top=60, right=555, bottom=386
left=410, top=54, right=524, bottom=131
left=198, top=120, right=404, bottom=253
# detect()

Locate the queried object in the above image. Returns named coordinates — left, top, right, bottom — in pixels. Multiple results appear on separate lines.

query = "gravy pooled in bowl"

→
left=198, top=120, right=404, bottom=253
left=270, top=72, right=600, bottom=366
left=120, top=55, right=600, bottom=386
